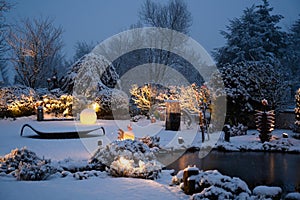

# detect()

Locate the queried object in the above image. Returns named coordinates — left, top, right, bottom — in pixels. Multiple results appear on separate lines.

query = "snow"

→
left=0, top=175, right=185, bottom=200
left=285, top=192, right=300, bottom=200
left=253, top=185, right=282, bottom=198
left=0, top=116, right=299, bottom=199
left=215, top=129, right=300, bottom=153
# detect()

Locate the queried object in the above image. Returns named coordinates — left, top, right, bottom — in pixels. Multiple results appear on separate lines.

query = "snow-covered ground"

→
left=0, top=116, right=300, bottom=199
left=215, top=129, right=300, bottom=153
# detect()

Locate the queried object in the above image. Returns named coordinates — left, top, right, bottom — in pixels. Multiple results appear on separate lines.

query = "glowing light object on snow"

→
left=117, top=129, right=135, bottom=140
left=80, top=108, right=97, bottom=125
left=92, top=102, right=100, bottom=112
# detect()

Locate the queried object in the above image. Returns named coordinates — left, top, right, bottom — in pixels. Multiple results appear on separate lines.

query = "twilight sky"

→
left=6, top=0, right=300, bottom=60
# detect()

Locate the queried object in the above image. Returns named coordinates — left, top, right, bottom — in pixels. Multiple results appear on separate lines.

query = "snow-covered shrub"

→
left=130, top=83, right=210, bottom=117
left=60, top=53, right=126, bottom=119
left=172, top=167, right=251, bottom=198
left=16, top=160, right=56, bottom=181
left=0, top=147, right=39, bottom=174
left=139, top=135, right=160, bottom=150
left=90, top=139, right=163, bottom=179
left=131, top=115, right=144, bottom=122
left=95, top=86, right=129, bottom=119
left=229, top=123, right=248, bottom=136
left=0, top=147, right=55, bottom=180
left=0, top=85, right=38, bottom=118
left=255, top=109, right=275, bottom=143
left=262, top=138, right=294, bottom=151
left=55, top=158, right=97, bottom=173
left=60, top=53, right=119, bottom=94
left=73, top=170, right=106, bottom=180
left=192, top=186, right=235, bottom=200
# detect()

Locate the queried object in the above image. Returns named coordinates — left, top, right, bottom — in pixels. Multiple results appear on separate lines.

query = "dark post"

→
left=223, top=124, right=230, bottom=142
left=199, top=111, right=205, bottom=142
left=165, top=100, right=181, bottom=131
left=37, top=106, right=44, bottom=121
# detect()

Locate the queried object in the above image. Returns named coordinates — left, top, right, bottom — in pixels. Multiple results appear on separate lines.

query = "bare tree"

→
left=73, top=41, right=96, bottom=62
left=138, top=0, right=193, bottom=83
left=7, top=17, right=64, bottom=88
left=139, top=0, right=192, bottom=34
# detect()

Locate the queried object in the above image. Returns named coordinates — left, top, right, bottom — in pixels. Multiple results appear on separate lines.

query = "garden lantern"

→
left=165, top=100, right=181, bottom=131
left=80, top=108, right=97, bottom=125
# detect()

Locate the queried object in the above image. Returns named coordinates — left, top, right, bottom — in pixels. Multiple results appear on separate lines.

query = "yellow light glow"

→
left=123, top=132, right=135, bottom=140
left=80, top=108, right=97, bottom=125
left=119, top=157, right=131, bottom=168
left=92, top=102, right=100, bottom=112
left=118, top=129, right=135, bottom=140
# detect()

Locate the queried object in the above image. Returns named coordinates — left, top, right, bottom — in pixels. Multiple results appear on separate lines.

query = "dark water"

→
left=167, top=150, right=300, bottom=193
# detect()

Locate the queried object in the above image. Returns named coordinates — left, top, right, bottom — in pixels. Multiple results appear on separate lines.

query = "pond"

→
left=166, top=150, right=300, bottom=193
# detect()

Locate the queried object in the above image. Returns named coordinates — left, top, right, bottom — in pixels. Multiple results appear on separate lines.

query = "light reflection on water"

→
left=167, top=150, right=300, bottom=193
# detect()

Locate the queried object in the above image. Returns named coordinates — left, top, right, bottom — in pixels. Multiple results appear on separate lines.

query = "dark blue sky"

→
left=6, top=0, right=300, bottom=60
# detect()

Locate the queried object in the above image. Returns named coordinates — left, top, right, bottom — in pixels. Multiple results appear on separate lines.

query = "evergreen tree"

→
left=284, top=17, right=300, bottom=91
left=213, top=0, right=289, bottom=125
left=214, top=0, right=287, bottom=66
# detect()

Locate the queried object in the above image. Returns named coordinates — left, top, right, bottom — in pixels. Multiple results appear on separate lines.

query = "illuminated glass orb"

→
left=80, top=108, right=97, bottom=124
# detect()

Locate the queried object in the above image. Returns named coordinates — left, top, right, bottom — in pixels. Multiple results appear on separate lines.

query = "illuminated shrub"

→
left=255, top=100, right=275, bottom=143
left=90, top=140, right=163, bottom=179
left=0, top=85, right=37, bottom=118
left=41, top=94, right=73, bottom=117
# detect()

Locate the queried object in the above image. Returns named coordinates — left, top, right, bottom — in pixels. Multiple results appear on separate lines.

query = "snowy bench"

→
left=20, top=120, right=105, bottom=138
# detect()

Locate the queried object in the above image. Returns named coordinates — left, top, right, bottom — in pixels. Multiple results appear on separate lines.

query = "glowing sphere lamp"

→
left=80, top=108, right=97, bottom=125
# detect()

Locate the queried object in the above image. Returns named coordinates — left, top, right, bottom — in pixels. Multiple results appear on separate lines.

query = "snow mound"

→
left=73, top=170, right=107, bottom=180
left=253, top=185, right=282, bottom=199
left=216, top=132, right=300, bottom=153
left=285, top=192, right=300, bottom=200
left=90, top=139, right=163, bottom=179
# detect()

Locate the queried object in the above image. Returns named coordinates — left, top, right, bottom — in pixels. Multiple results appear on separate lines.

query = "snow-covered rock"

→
left=172, top=167, right=251, bottom=198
